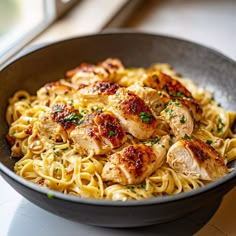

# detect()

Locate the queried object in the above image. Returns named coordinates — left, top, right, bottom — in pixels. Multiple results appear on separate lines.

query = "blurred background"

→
left=1, top=0, right=236, bottom=65
left=1, top=1, right=236, bottom=235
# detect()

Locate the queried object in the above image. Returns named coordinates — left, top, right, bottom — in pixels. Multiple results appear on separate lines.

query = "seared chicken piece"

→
left=140, top=71, right=203, bottom=122
left=160, top=100, right=194, bottom=139
left=66, top=58, right=124, bottom=86
left=37, top=116, right=68, bottom=143
left=167, top=139, right=228, bottom=181
left=37, top=82, right=75, bottom=104
left=102, top=136, right=170, bottom=185
left=143, top=71, right=193, bottom=99
left=78, top=81, right=119, bottom=103
left=178, top=98, right=202, bottom=121
left=108, top=88, right=157, bottom=140
left=70, top=111, right=126, bottom=155
left=127, top=84, right=170, bottom=116
left=51, top=103, right=83, bottom=132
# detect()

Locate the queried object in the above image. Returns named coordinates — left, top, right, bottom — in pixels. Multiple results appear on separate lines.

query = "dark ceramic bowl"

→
left=0, top=32, right=236, bottom=228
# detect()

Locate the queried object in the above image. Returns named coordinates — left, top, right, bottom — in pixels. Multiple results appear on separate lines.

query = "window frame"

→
left=0, top=0, right=79, bottom=68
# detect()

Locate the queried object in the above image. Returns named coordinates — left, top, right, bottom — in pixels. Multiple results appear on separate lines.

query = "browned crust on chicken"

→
left=66, top=58, right=123, bottom=79
left=108, top=88, right=157, bottom=139
left=178, top=98, right=202, bottom=121
left=142, top=71, right=203, bottom=122
left=186, top=139, right=225, bottom=166
left=69, top=111, right=126, bottom=154
left=93, top=111, right=126, bottom=147
left=79, top=81, right=119, bottom=96
left=51, top=103, right=83, bottom=130
left=121, top=145, right=154, bottom=177
left=37, top=82, right=74, bottom=102
left=102, top=144, right=157, bottom=185
left=160, top=100, right=194, bottom=139
left=143, top=72, right=192, bottom=98
left=167, top=138, right=228, bottom=180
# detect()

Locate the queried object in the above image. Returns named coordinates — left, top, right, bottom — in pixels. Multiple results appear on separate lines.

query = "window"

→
left=0, top=0, right=78, bottom=66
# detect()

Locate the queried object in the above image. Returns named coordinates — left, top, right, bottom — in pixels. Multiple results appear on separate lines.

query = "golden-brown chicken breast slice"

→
left=102, top=136, right=170, bottom=185
left=160, top=100, right=194, bottom=139
left=108, top=88, right=157, bottom=140
left=178, top=97, right=202, bottom=121
left=66, top=58, right=124, bottom=86
left=78, top=81, right=120, bottom=103
left=37, top=82, right=75, bottom=105
left=70, top=111, right=126, bottom=155
left=51, top=103, right=83, bottom=131
left=143, top=71, right=193, bottom=99
left=127, top=84, right=170, bottom=116
left=167, top=139, right=228, bottom=181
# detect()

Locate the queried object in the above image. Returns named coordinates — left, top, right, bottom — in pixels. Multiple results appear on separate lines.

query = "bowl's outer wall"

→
left=1, top=33, right=236, bottom=227
left=2, top=170, right=235, bottom=227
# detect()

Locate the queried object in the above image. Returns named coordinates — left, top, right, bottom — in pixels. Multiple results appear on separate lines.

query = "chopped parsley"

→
left=206, top=140, right=213, bottom=145
left=55, top=168, right=60, bottom=174
left=64, top=113, right=76, bottom=121
left=152, top=74, right=160, bottom=82
left=108, top=130, right=116, bottom=137
left=180, top=115, right=185, bottom=124
left=52, top=107, right=63, bottom=113
left=217, top=117, right=225, bottom=133
left=139, top=184, right=146, bottom=189
left=67, top=99, right=74, bottom=105
left=60, top=147, right=69, bottom=151
left=169, top=140, right=173, bottom=145
left=63, top=113, right=83, bottom=125
left=168, top=91, right=186, bottom=98
left=127, top=186, right=136, bottom=193
left=164, top=108, right=174, bottom=117
left=183, top=134, right=191, bottom=140
left=139, top=112, right=152, bottom=124
left=54, top=151, right=60, bottom=157
left=166, top=100, right=183, bottom=107
left=92, top=107, right=103, bottom=112
left=143, top=83, right=148, bottom=87
left=157, top=91, right=162, bottom=96
left=155, top=103, right=162, bottom=108
left=151, top=137, right=160, bottom=145
left=47, top=192, right=54, bottom=199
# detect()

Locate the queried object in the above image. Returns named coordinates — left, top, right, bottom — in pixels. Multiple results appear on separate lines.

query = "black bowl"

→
left=0, top=32, right=236, bottom=228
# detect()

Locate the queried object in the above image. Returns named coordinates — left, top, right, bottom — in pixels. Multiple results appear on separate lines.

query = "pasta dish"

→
left=6, top=58, right=236, bottom=200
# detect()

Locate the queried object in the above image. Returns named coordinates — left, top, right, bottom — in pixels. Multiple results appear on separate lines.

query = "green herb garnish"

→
left=217, top=117, right=225, bottom=133
left=168, top=91, right=186, bottom=98
left=206, top=140, right=213, bottom=145
left=151, top=137, right=160, bottom=145
left=180, top=115, right=185, bottom=124
left=152, top=74, right=159, bottom=82
left=165, top=109, right=174, bottom=117
left=183, top=134, right=191, bottom=140
left=108, top=130, right=116, bottom=137
left=155, top=103, right=162, bottom=108
left=127, top=186, right=136, bottom=193
left=47, top=192, right=54, bottom=199
left=139, top=112, right=152, bottom=124
left=63, top=113, right=83, bottom=125
left=54, top=151, right=60, bottom=157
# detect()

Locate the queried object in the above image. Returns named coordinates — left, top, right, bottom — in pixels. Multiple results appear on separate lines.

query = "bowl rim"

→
left=1, top=30, right=236, bottom=206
